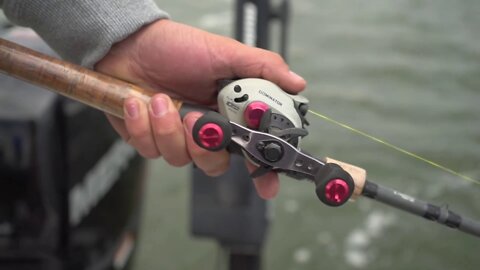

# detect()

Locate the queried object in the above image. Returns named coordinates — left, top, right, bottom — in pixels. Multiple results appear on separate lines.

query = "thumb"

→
left=228, top=45, right=306, bottom=93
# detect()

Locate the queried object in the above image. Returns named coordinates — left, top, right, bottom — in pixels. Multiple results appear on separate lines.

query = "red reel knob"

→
left=324, top=179, right=351, bottom=205
left=243, top=101, right=269, bottom=129
left=198, top=123, right=224, bottom=149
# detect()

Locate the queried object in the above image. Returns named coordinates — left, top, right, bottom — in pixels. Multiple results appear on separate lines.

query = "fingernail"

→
left=289, top=70, right=306, bottom=83
left=151, top=95, right=169, bottom=117
left=125, top=99, right=139, bottom=119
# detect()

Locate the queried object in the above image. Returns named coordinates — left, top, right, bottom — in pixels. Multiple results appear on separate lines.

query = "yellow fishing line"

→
left=308, top=109, right=480, bottom=186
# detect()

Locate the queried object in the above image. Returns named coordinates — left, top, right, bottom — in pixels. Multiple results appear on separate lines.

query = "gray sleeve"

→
left=1, top=0, right=169, bottom=68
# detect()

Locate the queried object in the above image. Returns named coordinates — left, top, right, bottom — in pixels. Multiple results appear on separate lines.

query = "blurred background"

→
left=0, top=0, right=478, bottom=270
left=134, top=0, right=480, bottom=269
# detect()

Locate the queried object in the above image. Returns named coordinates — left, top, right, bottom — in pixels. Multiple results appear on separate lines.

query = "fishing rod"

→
left=0, top=37, right=479, bottom=238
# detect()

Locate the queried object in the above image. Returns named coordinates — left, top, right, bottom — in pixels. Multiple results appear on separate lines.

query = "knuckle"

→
left=126, top=137, right=161, bottom=159
left=164, top=155, right=190, bottom=167
left=272, top=52, right=283, bottom=62
left=266, top=51, right=283, bottom=63
left=198, top=157, right=230, bottom=177
left=128, top=126, right=150, bottom=139
left=153, top=113, right=180, bottom=136
left=154, top=125, right=177, bottom=137
left=125, top=136, right=134, bottom=145
left=189, top=146, right=209, bottom=159
left=138, top=149, right=161, bottom=159
left=204, top=168, right=226, bottom=177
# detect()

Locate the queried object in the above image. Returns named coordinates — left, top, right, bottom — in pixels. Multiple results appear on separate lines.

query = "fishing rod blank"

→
left=362, top=180, right=480, bottom=238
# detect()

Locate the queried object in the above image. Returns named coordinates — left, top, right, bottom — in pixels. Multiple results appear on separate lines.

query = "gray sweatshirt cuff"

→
left=1, top=0, right=169, bottom=67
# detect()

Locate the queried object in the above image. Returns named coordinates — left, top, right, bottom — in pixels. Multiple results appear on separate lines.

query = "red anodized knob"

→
left=324, top=179, right=351, bottom=205
left=197, top=123, right=224, bottom=149
left=243, top=101, right=270, bottom=129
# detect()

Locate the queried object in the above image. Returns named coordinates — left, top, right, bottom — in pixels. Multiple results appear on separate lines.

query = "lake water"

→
left=135, top=1, right=480, bottom=269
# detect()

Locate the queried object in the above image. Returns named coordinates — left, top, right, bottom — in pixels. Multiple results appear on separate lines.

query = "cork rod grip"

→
left=325, top=157, right=367, bottom=199
left=0, top=38, right=182, bottom=118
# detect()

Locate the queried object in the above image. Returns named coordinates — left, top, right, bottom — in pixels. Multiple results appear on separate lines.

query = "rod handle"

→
left=0, top=37, right=185, bottom=118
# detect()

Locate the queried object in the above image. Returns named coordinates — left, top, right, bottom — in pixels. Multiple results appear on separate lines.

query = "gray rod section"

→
left=361, top=180, right=480, bottom=238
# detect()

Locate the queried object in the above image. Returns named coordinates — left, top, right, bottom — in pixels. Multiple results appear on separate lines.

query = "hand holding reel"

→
left=0, top=38, right=479, bottom=238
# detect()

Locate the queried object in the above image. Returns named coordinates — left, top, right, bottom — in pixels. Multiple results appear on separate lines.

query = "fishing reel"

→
left=218, top=78, right=310, bottom=147
left=192, top=78, right=356, bottom=207
left=191, top=78, right=312, bottom=153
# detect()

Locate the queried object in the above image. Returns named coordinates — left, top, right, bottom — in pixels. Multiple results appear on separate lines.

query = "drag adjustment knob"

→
left=314, top=163, right=354, bottom=206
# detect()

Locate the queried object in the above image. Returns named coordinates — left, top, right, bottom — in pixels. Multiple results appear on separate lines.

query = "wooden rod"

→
left=0, top=38, right=182, bottom=118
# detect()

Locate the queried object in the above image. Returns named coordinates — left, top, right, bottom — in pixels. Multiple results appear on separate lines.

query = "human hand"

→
left=95, top=19, right=306, bottom=199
